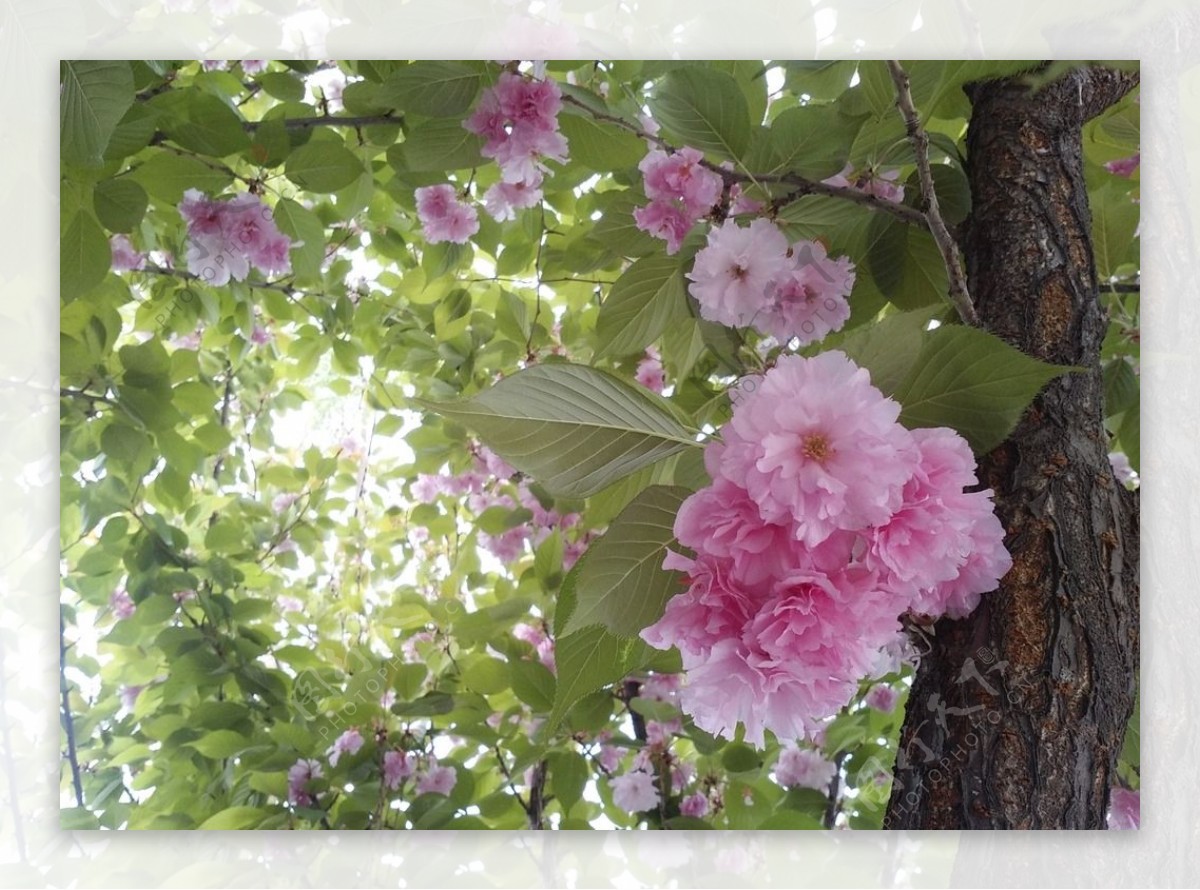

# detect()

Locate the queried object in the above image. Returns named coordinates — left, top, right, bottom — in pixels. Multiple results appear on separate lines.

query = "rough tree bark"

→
left=883, top=65, right=1140, bottom=830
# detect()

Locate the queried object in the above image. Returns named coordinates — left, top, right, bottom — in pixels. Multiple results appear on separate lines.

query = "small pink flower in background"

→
left=110, top=235, right=145, bottom=272
left=119, top=685, right=144, bottom=711
left=414, top=184, right=480, bottom=244
left=272, top=492, right=298, bottom=513
left=401, top=630, right=435, bottom=663
left=201, top=60, right=229, bottom=72
left=639, top=113, right=660, bottom=137
left=670, top=759, right=695, bottom=792
left=823, top=164, right=905, bottom=204
left=482, top=176, right=544, bottom=222
left=379, top=689, right=397, bottom=709
left=680, top=791, right=709, bottom=818
left=250, top=324, right=273, bottom=346
left=382, top=750, right=415, bottom=790
left=865, top=683, right=899, bottom=713
left=307, top=67, right=346, bottom=113
left=632, top=200, right=694, bottom=255
left=1110, top=452, right=1139, bottom=489
left=475, top=445, right=516, bottom=480
left=1107, top=787, right=1140, bottom=829
left=416, top=761, right=458, bottom=796
left=287, top=758, right=323, bottom=806
left=326, top=727, right=364, bottom=767
left=277, top=595, right=303, bottom=614
left=411, top=473, right=444, bottom=504
left=639, top=673, right=682, bottom=702
left=774, top=747, right=837, bottom=791
left=170, top=327, right=203, bottom=350
left=110, top=587, right=135, bottom=620
left=645, top=718, right=681, bottom=747
left=1104, top=152, right=1140, bottom=178
left=610, top=769, right=659, bottom=813
left=728, top=183, right=764, bottom=216
left=173, top=588, right=196, bottom=603
left=597, top=743, right=622, bottom=773
left=241, top=59, right=267, bottom=75
left=635, top=348, right=666, bottom=393
left=480, top=526, right=530, bottom=563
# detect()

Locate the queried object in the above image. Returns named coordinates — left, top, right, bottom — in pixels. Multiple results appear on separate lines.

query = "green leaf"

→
left=1116, top=396, right=1140, bottom=472
left=548, top=751, right=589, bottom=814
left=258, top=71, right=306, bottom=102
left=285, top=141, right=364, bottom=192
left=187, top=729, right=252, bottom=759
left=61, top=61, right=135, bottom=165
left=561, top=485, right=689, bottom=637
left=378, top=62, right=481, bottom=117
left=750, top=104, right=864, bottom=180
left=152, top=90, right=250, bottom=157
left=398, top=118, right=485, bottom=172
left=893, top=325, right=1077, bottom=452
left=1092, top=181, right=1140, bottom=279
left=558, top=112, right=647, bottom=171
left=61, top=210, right=111, bottom=301
left=418, top=363, right=700, bottom=498
left=595, top=255, right=688, bottom=359
left=548, top=625, right=650, bottom=733
left=826, top=306, right=941, bottom=396
left=1103, top=359, right=1138, bottom=419
left=271, top=198, right=325, bottom=284
left=198, top=806, right=272, bottom=830
left=722, top=742, right=762, bottom=773
left=131, top=151, right=233, bottom=203
left=510, top=659, right=556, bottom=712
left=93, top=178, right=149, bottom=233
left=649, top=67, right=751, bottom=160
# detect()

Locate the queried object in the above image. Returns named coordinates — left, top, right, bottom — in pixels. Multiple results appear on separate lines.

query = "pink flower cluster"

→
left=414, top=184, right=480, bottom=245
left=687, top=219, right=855, bottom=346
left=110, top=235, right=145, bottom=272
left=178, top=190, right=292, bottom=286
left=774, top=747, right=837, bottom=791
left=1107, top=787, right=1140, bottom=830
left=635, top=347, right=666, bottom=393
left=1104, top=152, right=1140, bottom=178
left=287, top=758, right=323, bottom=807
left=641, top=351, right=1012, bottom=746
left=633, top=146, right=724, bottom=254
left=465, top=71, right=568, bottom=219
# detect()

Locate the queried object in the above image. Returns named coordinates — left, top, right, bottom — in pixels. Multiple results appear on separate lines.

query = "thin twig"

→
left=59, top=609, right=85, bottom=809
left=824, top=751, right=848, bottom=829
left=887, top=60, right=981, bottom=327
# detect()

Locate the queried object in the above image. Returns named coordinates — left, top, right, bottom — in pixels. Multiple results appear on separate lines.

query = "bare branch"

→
left=59, top=609, right=85, bottom=809
left=887, top=60, right=981, bottom=327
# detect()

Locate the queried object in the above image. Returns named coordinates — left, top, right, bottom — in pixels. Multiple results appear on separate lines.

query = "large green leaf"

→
left=271, top=198, right=325, bottom=284
left=93, top=178, right=149, bottom=233
left=285, top=141, right=364, bottom=192
left=649, top=67, right=751, bottom=160
left=151, top=90, right=250, bottom=158
left=397, top=118, right=486, bottom=172
left=558, top=112, right=646, bottom=172
left=61, top=210, right=111, bottom=301
left=561, top=485, right=689, bottom=637
left=893, top=325, right=1077, bottom=452
left=824, top=305, right=941, bottom=396
left=1092, top=181, right=1140, bottom=279
left=418, top=363, right=700, bottom=498
left=131, top=151, right=234, bottom=203
left=594, top=255, right=688, bottom=359
left=378, top=61, right=482, bottom=117
left=61, top=61, right=135, bottom=166
left=747, top=104, right=864, bottom=180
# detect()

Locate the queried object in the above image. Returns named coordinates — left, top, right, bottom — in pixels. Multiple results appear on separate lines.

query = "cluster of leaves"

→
left=59, top=58, right=1138, bottom=830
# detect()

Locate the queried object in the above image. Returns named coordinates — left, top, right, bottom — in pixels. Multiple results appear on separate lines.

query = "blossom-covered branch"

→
left=887, top=60, right=980, bottom=327
left=559, top=92, right=928, bottom=229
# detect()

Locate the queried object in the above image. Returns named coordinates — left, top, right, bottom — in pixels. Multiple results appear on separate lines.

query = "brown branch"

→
left=887, top=60, right=981, bottom=327
left=59, top=609, right=84, bottom=809
left=242, top=113, right=400, bottom=132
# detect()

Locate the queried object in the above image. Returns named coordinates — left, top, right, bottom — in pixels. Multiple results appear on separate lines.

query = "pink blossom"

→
left=823, top=164, right=904, bottom=203
left=1107, top=787, right=1140, bottom=829
left=277, top=596, right=304, bottom=613
left=639, top=673, right=682, bottom=702
left=382, top=750, right=415, bottom=790
left=610, top=769, right=659, bottom=813
left=480, top=525, right=530, bottom=562
left=598, top=744, right=622, bottom=773
left=416, top=761, right=458, bottom=796
left=1104, top=152, right=1140, bottom=178
left=170, top=327, right=202, bottom=350
left=250, top=324, right=273, bottom=346
left=110, top=587, right=135, bottom=620
left=640, top=146, right=723, bottom=217
left=465, top=72, right=568, bottom=186
left=645, top=718, right=681, bottom=746
left=475, top=445, right=516, bottom=480
left=272, top=492, right=298, bottom=513
left=761, top=240, right=854, bottom=345
left=414, top=184, right=479, bottom=244
left=110, top=235, right=145, bottom=272
left=865, top=683, right=899, bottom=713
left=326, top=727, right=364, bottom=767
left=379, top=689, right=397, bottom=709
left=1110, top=451, right=1139, bottom=488
left=635, top=349, right=666, bottom=393
left=241, top=59, right=267, bottom=75
left=728, top=183, right=764, bottom=216
left=774, top=747, right=837, bottom=791
left=411, top=474, right=444, bottom=504
left=632, top=201, right=694, bottom=254
left=686, top=218, right=791, bottom=330
left=680, top=792, right=710, bottom=818
left=287, top=758, right=323, bottom=806
left=482, top=176, right=543, bottom=221
left=201, top=60, right=229, bottom=72
left=639, top=113, right=660, bottom=137
left=178, top=190, right=291, bottom=284
left=715, top=351, right=917, bottom=545
left=119, top=685, right=144, bottom=711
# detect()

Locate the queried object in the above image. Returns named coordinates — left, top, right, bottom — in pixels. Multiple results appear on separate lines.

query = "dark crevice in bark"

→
left=883, top=65, right=1140, bottom=830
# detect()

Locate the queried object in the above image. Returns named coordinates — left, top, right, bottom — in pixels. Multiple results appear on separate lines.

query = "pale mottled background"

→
left=8, top=0, right=1195, bottom=885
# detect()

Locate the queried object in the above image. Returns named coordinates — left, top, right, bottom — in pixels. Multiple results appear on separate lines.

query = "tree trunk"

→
left=883, top=66, right=1140, bottom=830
